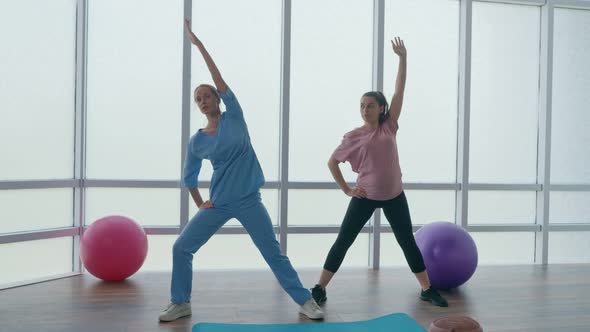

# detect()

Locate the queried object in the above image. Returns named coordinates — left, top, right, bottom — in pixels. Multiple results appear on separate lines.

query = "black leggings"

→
left=324, top=191, right=426, bottom=274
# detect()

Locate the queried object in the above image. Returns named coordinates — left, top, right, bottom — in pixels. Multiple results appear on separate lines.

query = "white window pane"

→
left=470, top=3, right=540, bottom=183
left=86, top=0, right=183, bottom=179
left=0, top=189, right=73, bottom=233
left=470, top=232, right=534, bottom=264
left=191, top=0, right=281, bottom=181
left=195, top=234, right=270, bottom=269
left=0, top=0, right=76, bottom=180
left=260, top=189, right=279, bottom=226
left=288, top=234, right=368, bottom=268
left=0, top=237, right=73, bottom=285
left=142, top=234, right=270, bottom=271
left=550, top=191, right=590, bottom=224
left=188, top=189, right=278, bottom=227
left=549, top=232, right=590, bottom=263
left=469, top=191, right=536, bottom=224
left=380, top=230, right=417, bottom=267
left=551, top=8, right=590, bottom=184
left=288, top=190, right=354, bottom=226
left=380, top=190, right=456, bottom=226
left=384, top=0, right=459, bottom=183
left=289, top=0, right=373, bottom=182
left=190, top=157, right=214, bottom=182
left=85, top=188, right=180, bottom=226
left=142, top=235, right=175, bottom=271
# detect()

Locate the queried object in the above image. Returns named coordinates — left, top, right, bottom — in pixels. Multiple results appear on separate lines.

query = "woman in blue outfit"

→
left=158, top=20, right=324, bottom=322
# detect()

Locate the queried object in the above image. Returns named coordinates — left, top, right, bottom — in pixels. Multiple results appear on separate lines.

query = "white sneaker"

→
left=158, top=302, right=192, bottom=322
left=299, top=298, right=324, bottom=320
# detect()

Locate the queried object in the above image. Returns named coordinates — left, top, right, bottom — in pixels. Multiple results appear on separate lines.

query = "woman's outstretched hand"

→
left=391, top=37, right=406, bottom=58
left=185, top=19, right=200, bottom=45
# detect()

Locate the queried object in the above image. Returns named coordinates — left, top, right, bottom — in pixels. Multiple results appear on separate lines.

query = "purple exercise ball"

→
left=415, top=222, right=478, bottom=289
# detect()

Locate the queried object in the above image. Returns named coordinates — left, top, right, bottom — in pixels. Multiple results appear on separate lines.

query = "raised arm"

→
left=185, top=19, right=227, bottom=93
left=389, top=37, right=407, bottom=123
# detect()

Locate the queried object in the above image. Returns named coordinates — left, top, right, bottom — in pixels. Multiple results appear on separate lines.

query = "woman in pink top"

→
left=310, top=37, right=448, bottom=307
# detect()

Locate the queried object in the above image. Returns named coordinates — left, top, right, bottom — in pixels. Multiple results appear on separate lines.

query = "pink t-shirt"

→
left=331, top=118, right=402, bottom=201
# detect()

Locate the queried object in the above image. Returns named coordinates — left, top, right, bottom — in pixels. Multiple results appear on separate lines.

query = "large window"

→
left=289, top=234, right=369, bottom=268
left=471, top=232, right=535, bottom=265
left=0, top=0, right=76, bottom=180
left=549, top=232, right=590, bottom=264
left=289, top=0, right=373, bottom=182
left=550, top=192, right=590, bottom=224
left=3, top=1, right=590, bottom=288
left=547, top=7, right=590, bottom=264
left=469, top=191, right=536, bottom=225
left=288, top=190, right=352, bottom=226
left=0, top=238, right=73, bottom=285
left=85, top=188, right=180, bottom=226
left=86, top=0, right=183, bottom=180
left=0, top=189, right=73, bottom=233
left=470, top=2, right=540, bottom=184
left=551, top=8, right=590, bottom=184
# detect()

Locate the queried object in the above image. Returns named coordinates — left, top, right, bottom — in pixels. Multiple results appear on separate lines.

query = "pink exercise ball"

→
left=81, top=215, right=148, bottom=281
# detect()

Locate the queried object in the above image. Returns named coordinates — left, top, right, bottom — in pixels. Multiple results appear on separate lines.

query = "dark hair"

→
left=194, top=84, right=220, bottom=103
left=362, top=91, right=389, bottom=124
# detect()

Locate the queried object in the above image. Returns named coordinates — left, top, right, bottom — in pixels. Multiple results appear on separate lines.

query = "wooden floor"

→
left=1, top=265, right=590, bottom=332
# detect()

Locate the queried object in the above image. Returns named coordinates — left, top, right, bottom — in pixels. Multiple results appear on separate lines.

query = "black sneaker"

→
left=311, top=284, right=327, bottom=305
left=420, top=287, right=448, bottom=307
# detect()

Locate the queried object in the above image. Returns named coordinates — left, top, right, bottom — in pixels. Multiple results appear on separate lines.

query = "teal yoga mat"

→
left=192, top=313, right=427, bottom=332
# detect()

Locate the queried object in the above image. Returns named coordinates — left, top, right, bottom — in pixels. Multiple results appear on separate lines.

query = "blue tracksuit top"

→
left=181, top=86, right=265, bottom=206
